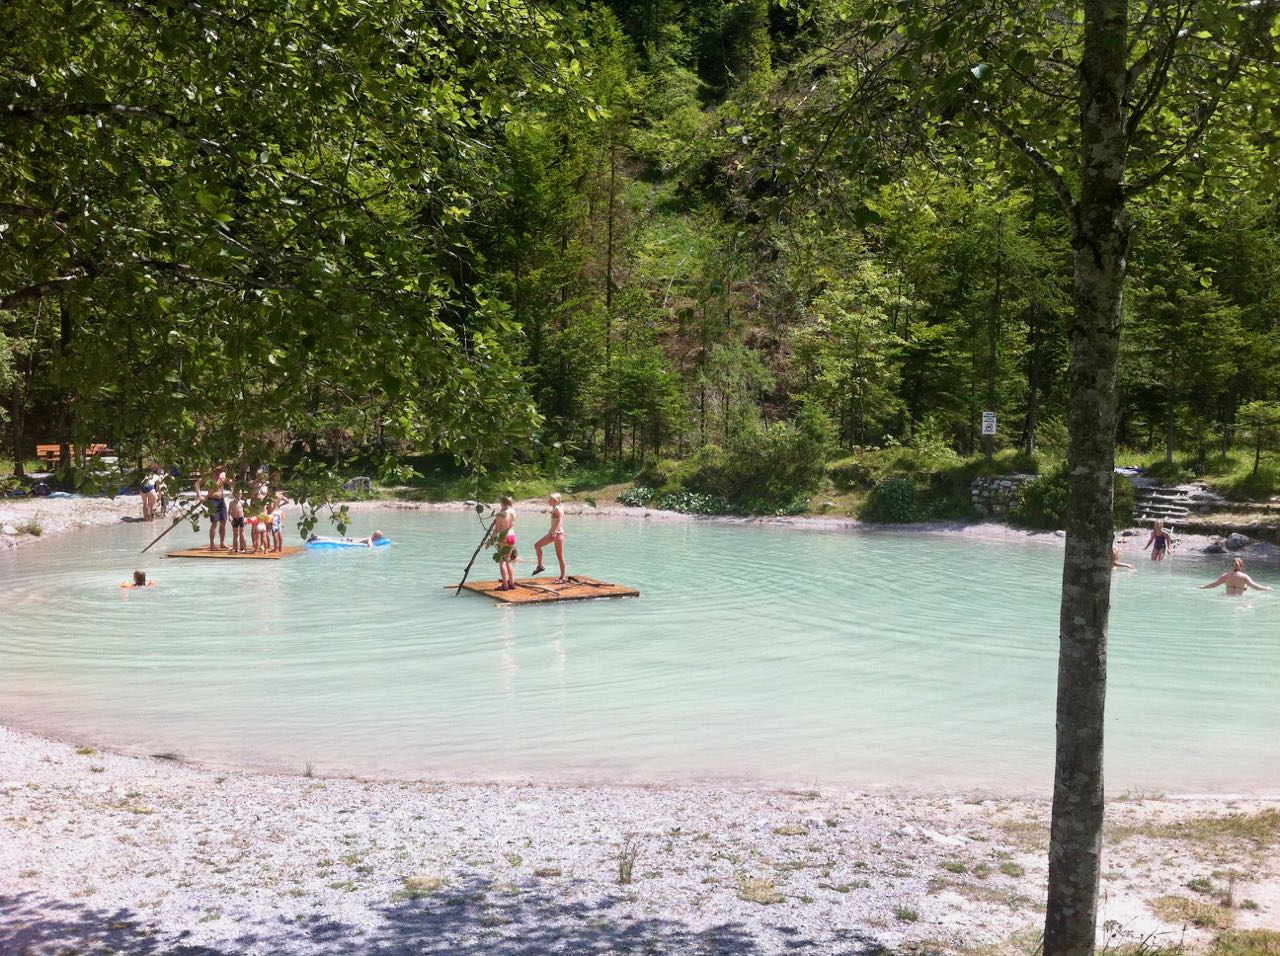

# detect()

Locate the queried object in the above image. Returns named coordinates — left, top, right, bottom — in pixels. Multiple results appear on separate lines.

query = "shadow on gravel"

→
left=2, top=880, right=894, bottom=955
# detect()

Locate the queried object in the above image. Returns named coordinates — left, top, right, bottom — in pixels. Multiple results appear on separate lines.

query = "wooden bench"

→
left=34, top=443, right=113, bottom=467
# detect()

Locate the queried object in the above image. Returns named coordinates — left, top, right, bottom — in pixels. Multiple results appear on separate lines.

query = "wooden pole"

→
left=454, top=519, right=495, bottom=595
left=140, top=497, right=206, bottom=554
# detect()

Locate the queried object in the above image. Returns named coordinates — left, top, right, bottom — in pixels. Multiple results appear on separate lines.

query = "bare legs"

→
left=208, top=518, right=227, bottom=551
left=534, top=533, right=568, bottom=583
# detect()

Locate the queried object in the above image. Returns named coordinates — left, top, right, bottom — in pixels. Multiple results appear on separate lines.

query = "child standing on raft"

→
left=270, top=491, right=287, bottom=552
left=491, top=496, right=517, bottom=591
left=533, top=493, right=569, bottom=584
left=228, top=484, right=248, bottom=553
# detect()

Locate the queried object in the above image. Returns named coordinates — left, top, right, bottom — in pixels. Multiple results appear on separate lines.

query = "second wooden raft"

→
left=459, top=575, right=639, bottom=604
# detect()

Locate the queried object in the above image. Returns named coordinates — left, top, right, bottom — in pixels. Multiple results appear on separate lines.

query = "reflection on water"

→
left=0, top=512, right=1277, bottom=792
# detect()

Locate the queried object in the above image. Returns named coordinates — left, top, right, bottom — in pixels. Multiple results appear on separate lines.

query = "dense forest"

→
left=3, top=0, right=1279, bottom=514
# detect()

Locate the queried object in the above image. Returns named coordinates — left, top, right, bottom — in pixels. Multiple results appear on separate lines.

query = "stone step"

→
left=1137, top=506, right=1191, bottom=517
left=1136, top=492, right=1189, bottom=503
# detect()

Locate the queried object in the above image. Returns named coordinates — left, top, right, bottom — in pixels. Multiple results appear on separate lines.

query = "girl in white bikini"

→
left=533, top=493, right=569, bottom=584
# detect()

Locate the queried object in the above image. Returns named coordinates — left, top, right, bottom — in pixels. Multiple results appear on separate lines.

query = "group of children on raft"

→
left=1112, top=519, right=1273, bottom=595
left=195, top=466, right=288, bottom=553
left=488, top=493, right=569, bottom=591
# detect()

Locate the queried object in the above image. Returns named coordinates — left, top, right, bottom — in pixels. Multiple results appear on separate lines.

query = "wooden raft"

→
left=165, top=546, right=305, bottom=560
left=460, top=576, right=639, bottom=604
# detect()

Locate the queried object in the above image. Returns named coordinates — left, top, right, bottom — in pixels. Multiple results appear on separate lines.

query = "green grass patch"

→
left=737, top=876, right=785, bottom=905
left=385, top=458, right=632, bottom=505
left=1150, top=895, right=1235, bottom=930
left=1114, top=448, right=1280, bottom=502
left=1111, top=809, right=1280, bottom=849
left=395, top=874, right=447, bottom=900
left=1212, top=931, right=1280, bottom=956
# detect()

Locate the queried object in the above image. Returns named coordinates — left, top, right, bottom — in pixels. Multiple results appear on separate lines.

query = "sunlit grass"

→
left=1114, top=447, right=1280, bottom=500
left=1110, top=809, right=1280, bottom=849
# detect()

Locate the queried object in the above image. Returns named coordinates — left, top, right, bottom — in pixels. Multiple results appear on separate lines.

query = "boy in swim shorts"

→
left=228, top=487, right=247, bottom=552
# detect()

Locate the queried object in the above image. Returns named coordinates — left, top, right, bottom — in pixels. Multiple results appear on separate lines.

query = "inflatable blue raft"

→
left=305, top=537, right=393, bottom=549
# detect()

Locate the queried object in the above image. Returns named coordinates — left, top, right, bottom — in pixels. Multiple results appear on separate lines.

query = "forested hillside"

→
left=4, top=0, right=1279, bottom=512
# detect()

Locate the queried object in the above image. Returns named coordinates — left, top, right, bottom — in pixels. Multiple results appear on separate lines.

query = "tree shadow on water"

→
left=2, top=878, right=892, bottom=955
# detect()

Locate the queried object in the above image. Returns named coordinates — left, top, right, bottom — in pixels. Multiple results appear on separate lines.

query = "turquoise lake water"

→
left=0, top=510, right=1276, bottom=792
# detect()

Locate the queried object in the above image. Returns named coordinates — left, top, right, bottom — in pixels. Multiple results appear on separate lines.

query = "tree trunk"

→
left=10, top=377, right=24, bottom=478
left=58, top=295, right=73, bottom=473
left=1023, top=301, right=1041, bottom=457
left=1044, top=3, right=1129, bottom=956
left=605, top=136, right=617, bottom=359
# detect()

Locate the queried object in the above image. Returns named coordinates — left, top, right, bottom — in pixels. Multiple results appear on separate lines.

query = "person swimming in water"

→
left=120, top=570, right=155, bottom=589
left=1142, top=520, right=1174, bottom=562
left=1111, top=546, right=1135, bottom=571
left=307, top=531, right=386, bottom=547
left=1200, top=557, right=1273, bottom=596
left=532, top=492, right=569, bottom=584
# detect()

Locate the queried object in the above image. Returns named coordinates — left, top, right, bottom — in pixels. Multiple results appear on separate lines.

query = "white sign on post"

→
left=981, top=411, right=997, bottom=436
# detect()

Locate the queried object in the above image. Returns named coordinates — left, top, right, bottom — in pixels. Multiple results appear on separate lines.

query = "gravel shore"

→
left=3, top=724, right=1278, bottom=955
left=4, top=496, right=1279, bottom=953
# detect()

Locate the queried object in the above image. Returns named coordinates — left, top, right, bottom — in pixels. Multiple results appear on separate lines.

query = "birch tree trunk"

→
left=1044, top=2, right=1129, bottom=954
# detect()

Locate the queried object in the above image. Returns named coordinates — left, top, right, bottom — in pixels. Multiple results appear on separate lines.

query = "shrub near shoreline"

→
left=1009, top=467, right=1136, bottom=531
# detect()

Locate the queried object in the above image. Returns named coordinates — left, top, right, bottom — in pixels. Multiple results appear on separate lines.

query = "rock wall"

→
left=970, top=474, right=1037, bottom=518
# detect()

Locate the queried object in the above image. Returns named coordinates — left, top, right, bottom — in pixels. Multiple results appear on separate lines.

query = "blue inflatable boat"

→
left=305, top=537, right=393, bottom=549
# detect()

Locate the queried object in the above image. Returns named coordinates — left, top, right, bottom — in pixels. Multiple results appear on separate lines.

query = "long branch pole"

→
left=454, top=518, right=495, bottom=595
left=140, top=497, right=206, bottom=554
